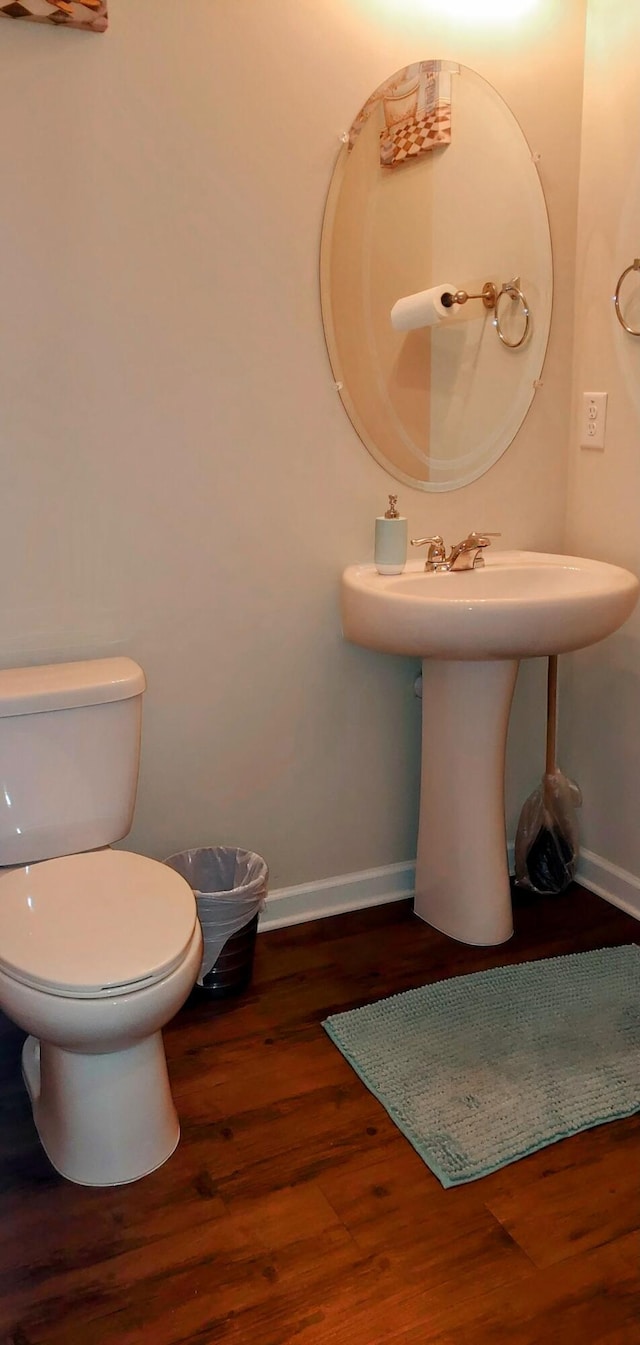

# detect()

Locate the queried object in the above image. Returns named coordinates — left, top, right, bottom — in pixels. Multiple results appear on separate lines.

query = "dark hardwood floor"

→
left=0, top=885, right=638, bottom=1344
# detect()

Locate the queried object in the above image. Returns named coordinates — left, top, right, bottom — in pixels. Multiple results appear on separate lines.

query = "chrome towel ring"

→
left=614, top=259, right=640, bottom=335
left=493, top=278, right=531, bottom=349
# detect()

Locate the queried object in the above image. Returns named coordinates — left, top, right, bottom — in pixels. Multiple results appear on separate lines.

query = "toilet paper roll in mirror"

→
left=390, top=283, right=456, bottom=332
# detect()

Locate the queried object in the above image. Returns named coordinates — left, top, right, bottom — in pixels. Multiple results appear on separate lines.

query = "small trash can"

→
left=164, top=847, right=268, bottom=998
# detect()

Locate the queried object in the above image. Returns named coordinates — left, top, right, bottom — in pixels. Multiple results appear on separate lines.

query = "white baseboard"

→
left=575, top=848, right=640, bottom=922
left=258, top=847, right=640, bottom=936
left=259, top=861, right=415, bottom=933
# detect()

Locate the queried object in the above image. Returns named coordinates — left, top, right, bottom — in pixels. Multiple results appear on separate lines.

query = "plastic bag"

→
left=164, top=847, right=268, bottom=984
left=514, top=768, right=582, bottom=895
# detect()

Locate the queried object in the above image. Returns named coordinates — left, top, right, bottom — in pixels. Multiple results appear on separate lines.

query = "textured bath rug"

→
left=323, top=945, right=640, bottom=1187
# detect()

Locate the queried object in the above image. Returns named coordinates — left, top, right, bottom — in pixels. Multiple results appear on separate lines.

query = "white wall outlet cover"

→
left=580, top=391, right=608, bottom=450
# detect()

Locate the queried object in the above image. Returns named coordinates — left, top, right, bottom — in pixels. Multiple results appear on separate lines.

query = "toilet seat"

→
left=0, top=849, right=197, bottom=998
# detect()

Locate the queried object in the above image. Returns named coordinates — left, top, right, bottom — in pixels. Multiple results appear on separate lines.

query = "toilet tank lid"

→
left=0, top=657, right=146, bottom=717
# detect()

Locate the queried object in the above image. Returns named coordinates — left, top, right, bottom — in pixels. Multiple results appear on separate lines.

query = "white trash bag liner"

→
left=164, top=846, right=268, bottom=985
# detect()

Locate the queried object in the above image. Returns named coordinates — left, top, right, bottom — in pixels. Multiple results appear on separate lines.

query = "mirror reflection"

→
left=320, top=61, right=553, bottom=492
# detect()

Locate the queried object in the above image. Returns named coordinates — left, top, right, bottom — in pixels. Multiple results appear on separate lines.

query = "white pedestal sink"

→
left=341, top=551, right=639, bottom=946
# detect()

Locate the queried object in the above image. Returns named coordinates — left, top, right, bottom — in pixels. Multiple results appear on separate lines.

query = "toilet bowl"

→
left=0, top=848, right=202, bottom=1186
left=0, top=656, right=202, bottom=1186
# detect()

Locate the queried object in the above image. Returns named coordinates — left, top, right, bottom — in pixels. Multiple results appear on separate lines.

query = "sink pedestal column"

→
left=414, top=657, right=519, bottom=946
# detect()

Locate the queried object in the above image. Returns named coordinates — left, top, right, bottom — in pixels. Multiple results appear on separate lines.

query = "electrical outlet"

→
left=580, top=392, right=607, bottom=450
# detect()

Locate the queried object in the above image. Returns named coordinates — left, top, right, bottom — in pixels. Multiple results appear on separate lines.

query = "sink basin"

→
left=342, top=551, right=640, bottom=660
left=341, top=549, right=639, bottom=948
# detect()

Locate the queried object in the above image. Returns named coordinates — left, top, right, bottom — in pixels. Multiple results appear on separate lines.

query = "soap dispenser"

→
left=375, top=495, right=407, bottom=574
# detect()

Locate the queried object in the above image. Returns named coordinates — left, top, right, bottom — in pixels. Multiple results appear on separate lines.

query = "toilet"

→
left=0, top=656, right=202, bottom=1187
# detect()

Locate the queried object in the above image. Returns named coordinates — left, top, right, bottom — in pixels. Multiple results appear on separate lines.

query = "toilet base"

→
left=22, top=1031, right=180, bottom=1187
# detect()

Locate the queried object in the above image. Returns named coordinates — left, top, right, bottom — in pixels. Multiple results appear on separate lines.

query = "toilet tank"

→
left=0, top=657, right=147, bottom=866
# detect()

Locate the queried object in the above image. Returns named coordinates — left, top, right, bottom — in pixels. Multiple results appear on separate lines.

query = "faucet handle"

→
left=410, top=535, right=446, bottom=571
left=463, top=531, right=501, bottom=570
left=411, top=535, right=445, bottom=552
left=461, top=531, right=501, bottom=551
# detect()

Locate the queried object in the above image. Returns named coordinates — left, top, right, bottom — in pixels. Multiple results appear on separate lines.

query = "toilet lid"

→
left=0, top=850, right=197, bottom=998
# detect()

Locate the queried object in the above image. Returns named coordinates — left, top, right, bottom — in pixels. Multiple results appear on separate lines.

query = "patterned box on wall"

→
left=0, top=0, right=107, bottom=31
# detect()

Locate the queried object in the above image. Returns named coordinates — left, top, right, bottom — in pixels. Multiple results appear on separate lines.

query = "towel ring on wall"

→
left=614, top=259, right=640, bottom=335
left=493, top=278, right=531, bottom=349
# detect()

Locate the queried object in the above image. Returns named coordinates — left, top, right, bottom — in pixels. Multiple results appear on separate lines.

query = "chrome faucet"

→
left=411, top=531, right=500, bottom=572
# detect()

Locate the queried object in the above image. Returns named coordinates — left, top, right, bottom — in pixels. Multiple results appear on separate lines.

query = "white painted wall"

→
left=0, top=1, right=586, bottom=890
left=563, top=0, right=640, bottom=899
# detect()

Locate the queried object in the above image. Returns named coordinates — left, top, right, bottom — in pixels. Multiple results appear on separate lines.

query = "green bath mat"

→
left=322, top=945, right=640, bottom=1187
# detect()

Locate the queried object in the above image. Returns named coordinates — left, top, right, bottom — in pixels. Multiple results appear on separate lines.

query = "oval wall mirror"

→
left=320, top=61, right=553, bottom=492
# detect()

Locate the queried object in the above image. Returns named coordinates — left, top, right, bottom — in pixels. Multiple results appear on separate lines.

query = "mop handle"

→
left=545, top=655, right=558, bottom=775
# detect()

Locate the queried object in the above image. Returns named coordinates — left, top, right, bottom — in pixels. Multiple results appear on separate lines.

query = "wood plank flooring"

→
left=0, top=884, right=638, bottom=1344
